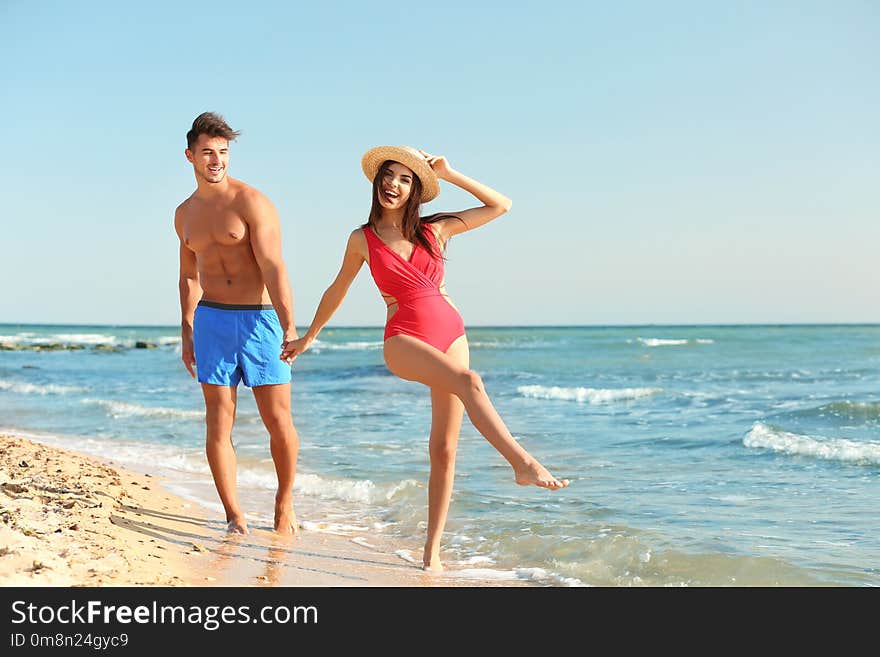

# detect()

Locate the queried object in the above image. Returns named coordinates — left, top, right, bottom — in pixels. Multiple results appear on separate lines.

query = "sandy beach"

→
left=0, top=433, right=525, bottom=588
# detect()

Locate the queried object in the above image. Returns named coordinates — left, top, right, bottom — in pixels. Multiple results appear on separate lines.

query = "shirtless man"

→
left=174, top=112, right=299, bottom=535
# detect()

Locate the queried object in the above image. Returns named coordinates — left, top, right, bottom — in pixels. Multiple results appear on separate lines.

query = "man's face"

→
left=185, top=134, right=229, bottom=184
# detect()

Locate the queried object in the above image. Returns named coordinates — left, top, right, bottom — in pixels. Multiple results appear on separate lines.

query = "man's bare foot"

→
left=274, top=502, right=297, bottom=536
left=514, top=461, right=570, bottom=490
left=423, top=548, right=444, bottom=573
left=226, top=515, right=249, bottom=534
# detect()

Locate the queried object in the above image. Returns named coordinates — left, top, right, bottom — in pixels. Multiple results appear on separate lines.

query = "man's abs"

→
left=195, top=242, right=271, bottom=305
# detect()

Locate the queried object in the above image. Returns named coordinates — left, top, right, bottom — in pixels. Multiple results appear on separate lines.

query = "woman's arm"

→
left=282, top=229, right=366, bottom=362
left=420, top=151, right=512, bottom=245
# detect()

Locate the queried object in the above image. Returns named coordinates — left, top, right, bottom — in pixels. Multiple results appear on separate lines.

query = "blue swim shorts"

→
left=192, top=300, right=292, bottom=387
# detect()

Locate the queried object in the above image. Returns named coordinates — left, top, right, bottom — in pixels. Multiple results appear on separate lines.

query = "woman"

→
left=285, top=146, right=569, bottom=571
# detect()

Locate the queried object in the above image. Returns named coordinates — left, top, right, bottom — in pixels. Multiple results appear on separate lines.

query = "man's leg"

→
left=252, top=383, right=299, bottom=535
left=201, top=383, right=248, bottom=534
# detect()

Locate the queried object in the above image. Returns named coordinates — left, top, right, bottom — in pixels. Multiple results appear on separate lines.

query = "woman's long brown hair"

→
left=363, top=160, right=462, bottom=260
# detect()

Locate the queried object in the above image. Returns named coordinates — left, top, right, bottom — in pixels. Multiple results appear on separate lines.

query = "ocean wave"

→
left=51, top=333, right=120, bottom=344
left=293, top=472, right=420, bottom=504
left=517, top=385, right=662, bottom=404
left=82, top=398, right=204, bottom=419
left=744, top=422, right=880, bottom=465
left=0, top=430, right=212, bottom=478
left=0, top=331, right=176, bottom=351
left=636, top=337, right=714, bottom=347
left=445, top=567, right=586, bottom=586
left=0, top=379, right=88, bottom=395
left=0, top=333, right=117, bottom=345
left=299, top=520, right=371, bottom=535
left=468, top=340, right=505, bottom=349
left=310, top=339, right=384, bottom=352
left=468, top=340, right=557, bottom=350
left=799, top=400, right=880, bottom=423
left=456, top=556, right=497, bottom=565
left=394, top=549, right=417, bottom=563
left=0, top=333, right=118, bottom=347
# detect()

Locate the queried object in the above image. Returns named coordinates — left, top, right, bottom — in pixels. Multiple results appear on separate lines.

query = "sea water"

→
left=1, top=323, right=878, bottom=586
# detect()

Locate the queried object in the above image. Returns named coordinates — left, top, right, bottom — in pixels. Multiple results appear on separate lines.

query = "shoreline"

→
left=0, top=432, right=528, bottom=587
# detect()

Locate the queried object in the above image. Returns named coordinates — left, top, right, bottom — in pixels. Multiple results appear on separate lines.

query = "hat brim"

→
left=361, top=146, right=440, bottom=203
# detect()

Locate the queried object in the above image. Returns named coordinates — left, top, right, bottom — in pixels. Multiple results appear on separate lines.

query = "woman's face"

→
left=377, top=162, right=414, bottom=210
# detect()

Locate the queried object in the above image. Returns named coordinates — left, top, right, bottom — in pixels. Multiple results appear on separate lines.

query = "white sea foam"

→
left=447, top=568, right=518, bottom=581
left=744, top=422, right=880, bottom=465
left=51, top=333, right=119, bottom=344
left=514, top=567, right=587, bottom=587
left=0, top=380, right=87, bottom=395
left=0, top=333, right=120, bottom=347
left=468, top=340, right=555, bottom=350
left=350, top=537, right=377, bottom=549
left=4, top=423, right=417, bottom=511
left=0, top=332, right=176, bottom=349
left=0, top=430, right=213, bottom=480
left=82, top=398, right=204, bottom=419
left=456, top=556, right=496, bottom=565
left=0, top=334, right=32, bottom=342
left=299, top=520, right=370, bottom=535
left=85, top=440, right=211, bottom=475
left=237, top=468, right=290, bottom=490
left=310, top=339, right=383, bottom=352
left=714, top=494, right=760, bottom=505
left=395, top=549, right=417, bottom=563
left=445, top=567, right=586, bottom=586
left=636, top=337, right=714, bottom=347
left=638, top=338, right=689, bottom=346
left=449, top=535, right=474, bottom=545
left=293, top=472, right=419, bottom=504
left=517, top=385, right=662, bottom=404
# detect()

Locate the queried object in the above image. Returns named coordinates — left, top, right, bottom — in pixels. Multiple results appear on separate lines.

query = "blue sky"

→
left=1, top=1, right=877, bottom=326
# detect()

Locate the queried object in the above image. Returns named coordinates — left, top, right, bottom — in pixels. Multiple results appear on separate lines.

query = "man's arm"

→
left=244, top=190, right=297, bottom=344
left=175, top=207, right=201, bottom=378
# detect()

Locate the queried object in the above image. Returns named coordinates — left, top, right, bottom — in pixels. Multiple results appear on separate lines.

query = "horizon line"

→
left=2, top=321, right=879, bottom=329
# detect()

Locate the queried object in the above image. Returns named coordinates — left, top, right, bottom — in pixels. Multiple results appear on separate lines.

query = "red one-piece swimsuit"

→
left=364, top=225, right=466, bottom=353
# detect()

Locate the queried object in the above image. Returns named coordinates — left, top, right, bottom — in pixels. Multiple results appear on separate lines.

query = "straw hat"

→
left=361, top=145, right=440, bottom=203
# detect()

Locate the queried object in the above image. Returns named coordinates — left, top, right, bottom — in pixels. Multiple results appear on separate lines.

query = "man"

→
left=174, top=112, right=299, bottom=535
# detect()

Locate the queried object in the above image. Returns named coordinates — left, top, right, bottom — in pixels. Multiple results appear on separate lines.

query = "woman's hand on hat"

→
left=419, top=149, right=453, bottom=180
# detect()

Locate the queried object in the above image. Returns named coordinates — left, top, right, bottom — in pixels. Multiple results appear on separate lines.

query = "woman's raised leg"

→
left=384, top=335, right=569, bottom=489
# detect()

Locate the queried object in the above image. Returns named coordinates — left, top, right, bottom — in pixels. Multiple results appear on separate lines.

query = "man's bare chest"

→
left=182, top=207, right=249, bottom=252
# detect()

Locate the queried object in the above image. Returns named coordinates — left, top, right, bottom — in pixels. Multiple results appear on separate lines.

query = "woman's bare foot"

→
left=423, top=547, right=444, bottom=573
left=226, top=514, right=249, bottom=534
left=274, top=500, right=297, bottom=536
left=514, top=461, right=570, bottom=490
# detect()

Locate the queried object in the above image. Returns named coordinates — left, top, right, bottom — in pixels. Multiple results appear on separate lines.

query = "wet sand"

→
left=0, top=434, right=523, bottom=587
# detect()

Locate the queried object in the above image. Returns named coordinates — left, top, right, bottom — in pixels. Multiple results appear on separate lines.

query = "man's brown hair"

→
left=186, top=112, right=241, bottom=149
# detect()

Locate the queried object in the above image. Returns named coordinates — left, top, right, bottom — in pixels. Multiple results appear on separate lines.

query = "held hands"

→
left=280, top=335, right=313, bottom=364
left=418, top=150, right=455, bottom=180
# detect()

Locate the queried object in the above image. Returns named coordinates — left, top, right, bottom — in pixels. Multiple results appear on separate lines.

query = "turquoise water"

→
left=1, top=324, right=878, bottom=585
